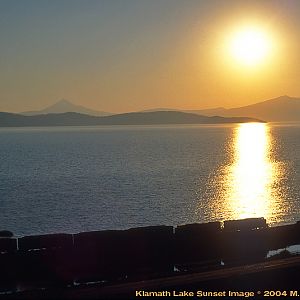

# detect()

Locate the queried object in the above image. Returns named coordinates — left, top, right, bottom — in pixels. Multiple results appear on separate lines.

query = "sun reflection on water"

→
left=226, top=123, right=278, bottom=221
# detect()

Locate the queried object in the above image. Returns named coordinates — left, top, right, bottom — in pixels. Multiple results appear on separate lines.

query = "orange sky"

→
left=1, top=0, right=300, bottom=113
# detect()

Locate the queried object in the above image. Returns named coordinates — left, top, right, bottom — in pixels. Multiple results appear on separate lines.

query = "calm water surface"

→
left=1, top=123, right=300, bottom=236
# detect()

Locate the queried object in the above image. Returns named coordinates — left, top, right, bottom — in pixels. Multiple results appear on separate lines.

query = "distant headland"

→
left=0, top=111, right=263, bottom=127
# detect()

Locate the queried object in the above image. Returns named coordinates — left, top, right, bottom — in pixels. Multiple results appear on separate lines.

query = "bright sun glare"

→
left=228, top=123, right=277, bottom=221
left=228, top=26, right=272, bottom=66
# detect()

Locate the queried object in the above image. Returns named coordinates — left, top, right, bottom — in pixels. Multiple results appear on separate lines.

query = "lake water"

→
left=1, top=123, right=300, bottom=236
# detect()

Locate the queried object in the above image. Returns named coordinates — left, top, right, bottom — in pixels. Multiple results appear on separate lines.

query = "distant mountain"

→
left=223, top=95, right=300, bottom=122
left=0, top=111, right=263, bottom=127
left=189, top=96, right=300, bottom=122
left=145, top=96, right=300, bottom=122
left=21, top=99, right=112, bottom=117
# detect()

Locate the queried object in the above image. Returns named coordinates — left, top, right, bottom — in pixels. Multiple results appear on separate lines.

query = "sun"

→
left=228, top=26, right=272, bottom=67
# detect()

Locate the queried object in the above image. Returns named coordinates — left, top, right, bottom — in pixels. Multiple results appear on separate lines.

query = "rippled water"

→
left=0, top=123, right=299, bottom=236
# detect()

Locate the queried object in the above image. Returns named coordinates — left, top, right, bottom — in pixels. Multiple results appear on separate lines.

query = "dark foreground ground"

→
left=1, top=218, right=300, bottom=300
left=1, top=255, right=300, bottom=300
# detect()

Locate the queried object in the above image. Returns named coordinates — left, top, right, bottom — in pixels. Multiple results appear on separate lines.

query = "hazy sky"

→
left=1, top=0, right=300, bottom=113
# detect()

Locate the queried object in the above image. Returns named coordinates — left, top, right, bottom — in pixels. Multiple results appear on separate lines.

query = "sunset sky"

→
left=1, top=0, right=300, bottom=113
